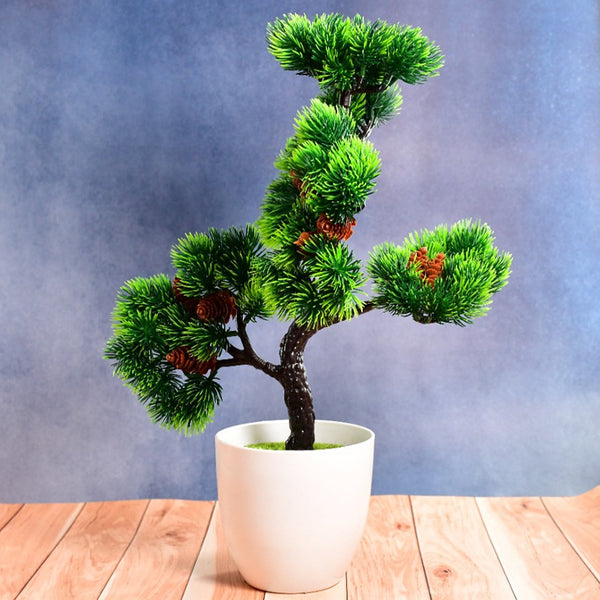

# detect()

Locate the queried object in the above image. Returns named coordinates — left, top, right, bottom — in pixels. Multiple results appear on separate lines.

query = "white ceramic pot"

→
left=215, top=420, right=375, bottom=593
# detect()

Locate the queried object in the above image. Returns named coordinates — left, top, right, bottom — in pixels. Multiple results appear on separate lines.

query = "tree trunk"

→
left=281, top=360, right=314, bottom=450
left=279, top=322, right=318, bottom=450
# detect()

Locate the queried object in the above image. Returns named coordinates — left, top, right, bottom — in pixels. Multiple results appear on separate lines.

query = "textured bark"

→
left=279, top=322, right=318, bottom=450
left=281, top=361, right=315, bottom=450
left=275, top=307, right=376, bottom=449
left=219, top=305, right=377, bottom=449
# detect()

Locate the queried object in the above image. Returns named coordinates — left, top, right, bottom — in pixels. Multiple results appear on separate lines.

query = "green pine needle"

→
left=368, top=220, right=511, bottom=325
left=261, top=236, right=366, bottom=328
left=294, top=99, right=356, bottom=148
left=105, top=14, right=512, bottom=441
left=309, top=136, right=380, bottom=221
left=267, top=13, right=443, bottom=94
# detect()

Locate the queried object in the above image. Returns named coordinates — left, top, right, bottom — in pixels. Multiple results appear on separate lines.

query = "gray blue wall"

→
left=1, top=0, right=598, bottom=502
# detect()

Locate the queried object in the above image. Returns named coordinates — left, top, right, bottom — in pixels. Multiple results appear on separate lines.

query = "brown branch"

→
left=351, top=75, right=394, bottom=96
left=216, top=302, right=377, bottom=376
left=339, top=89, right=352, bottom=108
left=314, top=300, right=376, bottom=333
left=215, top=313, right=281, bottom=380
left=353, top=83, right=388, bottom=94
left=279, top=300, right=378, bottom=365
left=215, top=356, right=249, bottom=369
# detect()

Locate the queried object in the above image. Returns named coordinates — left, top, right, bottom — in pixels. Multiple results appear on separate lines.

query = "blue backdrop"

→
left=1, top=0, right=598, bottom=502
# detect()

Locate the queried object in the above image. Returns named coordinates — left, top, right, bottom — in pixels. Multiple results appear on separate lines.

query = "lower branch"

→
left=215, top=301, right=378, bottom=449
left=214, top=314, right=281, bottom=380
left=314, top=300, right=376, bottom=333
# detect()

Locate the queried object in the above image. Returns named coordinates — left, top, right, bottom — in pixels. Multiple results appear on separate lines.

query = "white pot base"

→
left=215, top=420, right=375, bottom=593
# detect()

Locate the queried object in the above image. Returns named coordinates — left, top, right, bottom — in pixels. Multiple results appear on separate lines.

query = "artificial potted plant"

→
left=105, top=13, right=511, bottom=593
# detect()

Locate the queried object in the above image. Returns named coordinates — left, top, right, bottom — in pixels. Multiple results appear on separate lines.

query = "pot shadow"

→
left=214, top=568, right=259, bottom=592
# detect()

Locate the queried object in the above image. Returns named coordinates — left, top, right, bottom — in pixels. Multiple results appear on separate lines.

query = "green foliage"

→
left=106, top=13, right=511, bottom=440
left=257, top=176, right=301, bottom=247
left=170, top=229, right=222, bottom=296
left=145, top=374, right=223, bottom=436
left=368, top=220, right=512, bottom=325
left=255, top=95, right=380, bottom=332
left=308, top=136, right=380, bottom=222
left=267, top=13, right=443, bottom=95
left=111, top=274, right=176, bottom=323
left=105, top=275, right=225, bottom=434
left=171, top=225, right=273, bottom=322
left=321, top=84, right=404, bottom=136
left=293, top=99, right=356, bottom=148
left=257, top=99, right=380, bottom=247
left=174, top=321, right=233, bottom=361
left=261, top=236, right=366, bottom=329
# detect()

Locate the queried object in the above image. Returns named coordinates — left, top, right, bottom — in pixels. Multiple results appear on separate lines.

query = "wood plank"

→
left=15, top=500, right=148, bottom=600
left=265, top=577, right=346, bottom=600
left=182, top=502, right=264, bottom=600
left=0, top=504, right=23, bottom=530
left=346, top=495, right=431, bottom=600
left=98, top=499, right=213, bottom=600
left=411, top=495, right=515, bottom=600
left=543, top=486, right=600, bottom=582
left=0, top=502, right=83, bottom=600
left=477, top=496, right=600, bottom=599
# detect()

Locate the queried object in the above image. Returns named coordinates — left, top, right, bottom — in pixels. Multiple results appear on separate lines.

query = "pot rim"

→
left=215, top=419, right=375, bottom=453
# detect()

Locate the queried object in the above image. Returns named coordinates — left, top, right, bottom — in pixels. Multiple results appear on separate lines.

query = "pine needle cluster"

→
left=267, top=13, right=443, bottom=93
left=105, top=13, right=511, bottom=437
left=105, top=226, right=268, bottom=435
left=255, top=98, right=378, bottom=328
left=368, top=220, right=512, bottom=325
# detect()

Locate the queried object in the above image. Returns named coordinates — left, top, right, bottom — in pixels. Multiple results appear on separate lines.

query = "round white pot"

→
left=215, top=420, right=375, bottom=593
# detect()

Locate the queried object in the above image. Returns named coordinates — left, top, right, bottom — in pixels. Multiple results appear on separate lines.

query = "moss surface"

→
left=246, top=442, right=342, bottom=450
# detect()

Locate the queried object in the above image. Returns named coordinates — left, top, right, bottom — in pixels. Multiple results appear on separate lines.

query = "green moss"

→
left=246, top=442, right=342, bottom=450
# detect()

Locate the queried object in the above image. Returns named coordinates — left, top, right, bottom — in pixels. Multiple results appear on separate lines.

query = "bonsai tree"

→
left=105, top=14, right=511, bottom=450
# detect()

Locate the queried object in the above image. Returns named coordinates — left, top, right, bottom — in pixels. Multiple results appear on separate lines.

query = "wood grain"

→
left=182, top=502, right=264, bottom=600
left=0, top=502, right=83, bottom=600
left=1, top=488, right=599, bottom=599
left=346, top=495, right=430, bottom=600
left=16, top=500, right=148, bottom=600
left=411, top=495, right=514, bottom=599
left=0, top=504, right=22, bottom=530
left=477, top=496, right=600, bottom=599
left=97, top=499, right=213, bottom=600
left=543, top=485, right=600, bottom=582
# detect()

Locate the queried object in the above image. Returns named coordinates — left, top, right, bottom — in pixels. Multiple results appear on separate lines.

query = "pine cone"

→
left=407, top=247, right=428, bottom=269
left=294, top=231, right=311, bottom=248
left=172, top=277, right=199, bottom=315
left=424, top=252, right=445, bottom=287
left=166, top=347, right=217, bottom=375
left=196, top=290, right=237, bottom=323
left=408, top=247, right=445, bottom=287
left=290, top=170, right=304, bottom=195
left=316, top=213, right=356, bottom=241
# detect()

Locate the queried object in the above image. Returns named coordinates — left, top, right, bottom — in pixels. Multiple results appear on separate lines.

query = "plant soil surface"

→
left=246, top=442, right=342, bottom=450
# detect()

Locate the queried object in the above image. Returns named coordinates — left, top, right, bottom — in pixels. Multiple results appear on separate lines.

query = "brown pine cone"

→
left=196, top=290, right=237, bottom=323
left=408, top=248, right=445, bottom=287
left=166, top=347, right=217, bottom=375
left=290, top=170, right=304, bottom=194
left=407, top=247, right=428, bottom=269
left=316, top=214, right=356, bottom=241
left=172, top=277, right=199, bottom=315
left=294, top=231, right=312, bottom=248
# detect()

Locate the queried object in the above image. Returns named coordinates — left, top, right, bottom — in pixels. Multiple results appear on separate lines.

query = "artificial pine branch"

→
left=106, top=14, right=510, bottom=447
left=233, top=312, right=281, bottom=379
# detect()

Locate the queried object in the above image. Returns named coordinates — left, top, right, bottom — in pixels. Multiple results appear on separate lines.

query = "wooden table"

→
left=1, top=486, right=599, bottom=599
